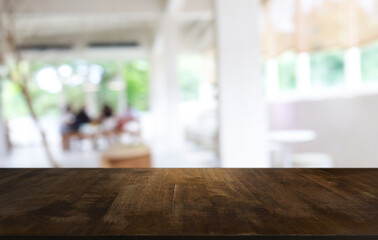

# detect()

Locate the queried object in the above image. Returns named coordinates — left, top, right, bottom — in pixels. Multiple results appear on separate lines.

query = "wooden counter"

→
left=0, top=169, right=377, bottom=239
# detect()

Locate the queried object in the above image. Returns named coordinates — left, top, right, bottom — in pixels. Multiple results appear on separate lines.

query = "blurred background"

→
left=0, top=0, right=377, bottom=168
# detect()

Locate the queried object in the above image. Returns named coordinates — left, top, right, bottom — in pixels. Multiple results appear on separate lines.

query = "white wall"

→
left=269, top=94, right=378, bottom=167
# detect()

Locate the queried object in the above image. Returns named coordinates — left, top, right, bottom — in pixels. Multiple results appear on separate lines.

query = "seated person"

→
left=116, top=105, right=139, bottom=132
left=125, top=105, right=138, bottom=121
left=100, top=104, right=117, bottom=132
left=72, top=107, right=91, bottom=131
left=60, top=105, right=76, bottom=133
left=100, top=104, right=114, bottom=120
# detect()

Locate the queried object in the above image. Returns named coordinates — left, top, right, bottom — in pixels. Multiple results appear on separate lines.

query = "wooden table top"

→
left=0, top=169, right=377, bottom=239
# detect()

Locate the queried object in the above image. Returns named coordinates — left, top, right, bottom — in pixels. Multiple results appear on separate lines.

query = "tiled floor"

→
left=0, top=141, right=219, bottom=168
left=1, top=115, right=219, bottom=168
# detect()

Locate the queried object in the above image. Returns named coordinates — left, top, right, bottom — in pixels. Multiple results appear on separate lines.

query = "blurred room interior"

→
left=0, top=0, right=378, bottom=168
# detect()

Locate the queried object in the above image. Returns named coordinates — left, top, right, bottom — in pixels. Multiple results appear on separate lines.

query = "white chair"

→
left=292, top=153, right=334, bottom=168
left=269, top=143, right=284, bottom=167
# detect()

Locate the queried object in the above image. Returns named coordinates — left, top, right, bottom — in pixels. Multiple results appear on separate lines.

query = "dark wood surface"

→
left=0, top=169, right=377, bottom=239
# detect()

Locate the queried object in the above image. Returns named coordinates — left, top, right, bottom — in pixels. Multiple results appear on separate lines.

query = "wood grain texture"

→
left=0, top=169, right=377, bottom=239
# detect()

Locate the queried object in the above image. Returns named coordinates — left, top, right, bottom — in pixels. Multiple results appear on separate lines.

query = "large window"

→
left=310, top=49, right=344, bottom=90
left=97, top=60, right=150, bottom=112
left=1, top=60, right=150, bottom=120
left=361, top=41, right=378, bottom=83
left=179, top=55, right=203, bottom=101
left=124, top=60, right=149, bottom=111
left=277, top=51, right=296, bottom=92
left=264, top=42, right=378, bottom=98
left=1, top=62, right=61, bottom=119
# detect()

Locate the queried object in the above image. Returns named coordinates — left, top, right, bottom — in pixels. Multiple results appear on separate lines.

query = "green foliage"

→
left=1, top=59, right=151, bottom=119
left=123, top=60, right=149, bottom=111
left=63, top=85, right=85, bottom=111
left=310, top=49, right=345, bottom=89
left=29, top=81, right=60, bottom=117
left=2, top=62, right=60, bottom=119
left=96, top=61, right=118, bottom=112
left=278, top=51, right=296, bottom=92
left=361, top=41, right=378, bottom=83
left=95, top=60, right=150, bottom=112
left=2, top=80, right=29, bottom=118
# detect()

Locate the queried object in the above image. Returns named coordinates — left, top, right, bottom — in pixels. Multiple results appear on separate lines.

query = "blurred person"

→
left=100, top=104, right=117, bottom=132
left=100, top=104, right=114, bottom=121
left=124, top=104, right=138, bottom=121
left=72, top=106, right=91, bottom=131
left=60, top=105, right=76, bottom=133
left=116, top=104, right=140, bottom=132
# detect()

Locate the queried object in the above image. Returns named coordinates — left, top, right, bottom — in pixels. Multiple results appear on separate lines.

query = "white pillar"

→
left=344, top=0, right=361, bottom=91
left=0, top=32, right=8, bottom=156
left=116, top=75, right=127, bottom=116
left=216, top=0, right=269, bottom=167
left=0, top=81, right=8, bottom=156
left=84, top=87, right=98, bottom=119
left=344, top=47, right=362, bottom=90
left=266, top=58, right=279, bottom=98
left=150, top=51, right=167, bottom=142
left=296, top=52, right=311, bottom=94
left=150, top=15, right=184, bottom=153
left=0, top=114, right=6, bottom=157
left=118, top=89, right=127, bottom=115
left=0, top=123, right=7, bottom=158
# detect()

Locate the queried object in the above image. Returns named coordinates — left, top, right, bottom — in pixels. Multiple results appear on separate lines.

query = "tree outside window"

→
left=277, top=51, right=296, bottom=93
left=310, top=49, right=344, bottom=90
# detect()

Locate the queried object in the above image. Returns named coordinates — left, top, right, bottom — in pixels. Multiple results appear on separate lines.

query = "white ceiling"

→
left=2, top=0, right=214, bottom=59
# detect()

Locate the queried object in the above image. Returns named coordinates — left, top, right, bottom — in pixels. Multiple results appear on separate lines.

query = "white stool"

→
left=269, top=143, right=284, bottom=168
left=292, top=153, right=333, bottom=168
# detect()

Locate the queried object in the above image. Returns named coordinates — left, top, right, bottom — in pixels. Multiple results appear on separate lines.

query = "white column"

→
left=215, top=0, right=269, bottom=168
left=150, top=15, right=184, bottom=153
left=0, top=81, right=7, bottom=156
left=84, top=88, right=98, bottom=119
left=116, top=75, right=127, bottom=116
left=344, top=0, right=361, bottom=91
left=0, top=29, right=8, bottom=156
left=266, top=58, right=279, bottom=98
left=117, top=89, right=127, bottom=115
left=149, top=51, right=165, bottom=139
left=344, top=47, right=362, bottom=90
left=163, top=16, right=183, bottom=151
left=0, top=115, right=6, bottom=157
left=296, top=52, right=311, bottom=94
left=117, top=64, right=127, bottom=115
